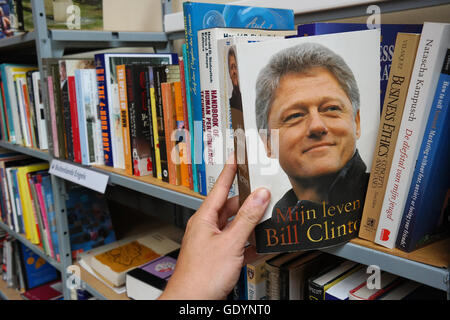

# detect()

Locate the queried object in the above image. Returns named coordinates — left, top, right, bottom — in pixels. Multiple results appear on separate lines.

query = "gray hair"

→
left=255, top=42, right=360, bottom=131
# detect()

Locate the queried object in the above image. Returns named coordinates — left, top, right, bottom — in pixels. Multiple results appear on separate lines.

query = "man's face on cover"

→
left=266, top=67, right=360, bottom=180
left=228, top=53, right=239, bottom=87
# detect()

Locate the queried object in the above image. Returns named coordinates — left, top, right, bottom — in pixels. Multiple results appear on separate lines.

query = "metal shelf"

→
left=0, top=141, right=51, bottom=161
left=0, top=221, right=62, bottom=272
left=0, top=31, right=36, bottom=50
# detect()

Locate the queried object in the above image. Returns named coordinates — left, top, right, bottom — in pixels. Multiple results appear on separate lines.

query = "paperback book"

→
left=231, top=30, right=380, bottom=253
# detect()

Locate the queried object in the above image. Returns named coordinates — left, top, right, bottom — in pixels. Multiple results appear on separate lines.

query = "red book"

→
left=22, top=280, right=63, bottom=300
left=68, top=76, right=82, bottom=163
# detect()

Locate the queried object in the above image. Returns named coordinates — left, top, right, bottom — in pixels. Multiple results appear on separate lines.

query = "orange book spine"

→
left=173, top=81, right=190, bottom=188
left=116, top=65, right=133, bottom=175
left=161, top=82, right=178, bottom=185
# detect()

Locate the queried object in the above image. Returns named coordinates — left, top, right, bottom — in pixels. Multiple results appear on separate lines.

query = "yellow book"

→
left=17, top=162, right=49, bottom=244
left=149, top=71, right=162, bottom=180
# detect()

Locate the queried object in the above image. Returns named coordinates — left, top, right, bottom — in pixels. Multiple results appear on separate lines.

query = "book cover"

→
left=94, top=52, right=178, bottom=168
left=183, top=1, right=295, bottom=196
left=308, top=260, right=360, bottom=300
left=21, top=280, right=63, bottom=300
left=125, top=64, right=153, bottom=177
left=198, top=28, right=296, bottom=195
left=34, top=181, right=54, bottom=259
left=396, top=49, right=450, bottom=252
left=0, top=1, right=13, bottom=38
left=19, top=243, right=58, bottom=290
left=375, top=22, right=450, bottom=249
left=148, top=66, right=163, bottom=180
left=359, top=33, right=421, bottom=242
left=231, top=30, right=379, bottom=253
left=296, top=23, right=422, bottom=111
left=182, top=43, right=199, bottom=192
left=173, top=81, right=188, bottom=187
left=126, top=249, right=179, bottom=300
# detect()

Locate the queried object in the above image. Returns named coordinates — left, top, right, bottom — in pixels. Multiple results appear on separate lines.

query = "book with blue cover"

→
left=396, top=49, right=450, bottom=252
left=296, top=23, right=422, bottom=111
left=183, top=1, right=295, bottom=195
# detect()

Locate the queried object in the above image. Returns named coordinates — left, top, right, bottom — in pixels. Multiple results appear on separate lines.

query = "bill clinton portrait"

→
left=254, top=42, right=370, bottom=248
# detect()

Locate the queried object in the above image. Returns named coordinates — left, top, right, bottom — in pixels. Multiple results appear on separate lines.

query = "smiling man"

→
left=254, top=42, right=370, bottom=249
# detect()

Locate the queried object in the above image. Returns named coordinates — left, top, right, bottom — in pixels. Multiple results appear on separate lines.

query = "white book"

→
left=31, top=71, right=48, bottom=150
left=375, top=22, right=450, bottom=248
left=5, top=66, right=24, bottom=145
left=14, top=76, right=31, bottom=147
left=198, top=27, right=295, bottom=195
left=325, top=266, right=367, bottom=300
left=6, top=168, right=19, bottom=233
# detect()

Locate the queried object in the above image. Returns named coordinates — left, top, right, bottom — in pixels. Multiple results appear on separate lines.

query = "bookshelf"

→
left=0, top=0, right=448, bottom=300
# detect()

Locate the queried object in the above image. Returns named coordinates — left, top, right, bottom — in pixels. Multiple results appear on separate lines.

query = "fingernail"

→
left=252, top=188, right=270, bottom=206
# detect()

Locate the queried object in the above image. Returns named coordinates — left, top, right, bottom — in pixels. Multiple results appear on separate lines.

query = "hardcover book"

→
left=19, top=243, right=58, bottom=290
left=375, top=22, right=450, bottom=249
left=348, top=271, right=400, bottom=300
left=359, top=33, right=421, bottom=242
left=296, top=23, right=422, bottom=111
left=231, top=30, right=380, bottom=253
left=183, top=1, right=295, bottom=196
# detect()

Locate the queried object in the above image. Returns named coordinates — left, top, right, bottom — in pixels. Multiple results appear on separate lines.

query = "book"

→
left=324, top=266, right=367, bottom=300
left=126, top=249, right=179, bottom=300
left=348, top=271, right=400, bottom=300
left=0, top=1, right=13, bottom=38
left=173, top=80, right=190, bottom=188
left=230, top=30, right=380, bottom=253
left=375, top=22, right=450, bottom=249
left=183, top=1, right=295, bottom=196
left=308, top=260, right=360, bottom=300
left=198, top=28, right=296, bottom=195
left=31, top=71, right=48, bottom=150
left=19, top=243, right=58, bottom=290
left=94, top=52, right=178, bottom=168
left=21, top=280, right=63, bottom=300
left=116, top=64, right=132, bottom=175
left=83, top=232, right=180, bottom=288
left=359, top=33, right=421, bottom=242
left=40, top=175, right=59, bottom=259
left=125, top=64, right=154, bottom=177
left=377, top=279, right=422, bottom=300
left=182, top=43, right=198, bottom=192
left=396, top=49, right=450, bottom=252
left=265, top=251, right=305, bottom=300
left=161, top=81, right=178, bottom=185
left=296, top=23, right=423, bottom=111
left=246, top=253, right=278, bottom=300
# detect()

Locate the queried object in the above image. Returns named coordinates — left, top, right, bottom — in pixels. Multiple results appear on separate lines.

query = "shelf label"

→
left=49, top=159, right=109, bottom=193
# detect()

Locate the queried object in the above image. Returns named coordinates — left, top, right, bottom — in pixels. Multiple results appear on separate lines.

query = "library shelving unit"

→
left=0, top=0, right=449, bottom=300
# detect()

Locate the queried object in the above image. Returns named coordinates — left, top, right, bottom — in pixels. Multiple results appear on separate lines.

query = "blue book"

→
left=19, top=243, right=59, bottom=290
left=41, top=174, right=59, bottom=259
left=94, top=53, right=178, bottom=168
left=183, top=2, right=294, bottom=195
left=396, top=49, right=450, bottom=252
left=296, top=23, right=423, bottom=111
left=182, top=44, right=198, bottom=193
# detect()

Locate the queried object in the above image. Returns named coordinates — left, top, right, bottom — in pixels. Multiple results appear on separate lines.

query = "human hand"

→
left=158, top=156, right=270, bottom=300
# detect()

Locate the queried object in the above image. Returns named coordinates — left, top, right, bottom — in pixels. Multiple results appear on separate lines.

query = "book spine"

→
left=20, top=78, right=34, bottom=147
left=375, top=23, right=450, bottom=248
left=68, top=76, right=81, bottom=163
left=46, top=76, right=59, bottom=158
left=50, top=63, right=66, bottom=159
left=174, top=81, right=189, bottom=187
left=149, top=66, right=163, bottom=180
left=144, top=68, right=157, bottom=178
left=74, top=70, right=89, bottom=165
left=0, top=66, right=14, bottom=142
left=182, top=44, right=199, bottom=192
left=95, top=54, right=114, bottom=166
left=162, top=82, right=178, bottom=185
left=183, top=2, right=207, bottom=195
left=15, top=76, right=29, bottom=146
left=265, top=263, right=281, bottom=300
left=6, top=68, right=22, bottom=144
left=32, top=72, right=48, bottom=150
left=359, top=33, right=420, bottom=242
left=25, top=71, right=38, bottom=148
left=35, top=182, right=54, bottom=259
left=179, top=58, right=194, bottom=189
left=125, top=65, right=153, bottom=177
left=59, top=62, right=74, bottom=160
left=0, top=73, right=10, bottom=141
left=308, top=279, right=325, bottom=300
left=117, top=65, right=133, bottom=175
left=89, top=70, right=104, bottom=166
left=153, top=67, right=170, bottom=182
left=396, top=49, right=450, bottom=252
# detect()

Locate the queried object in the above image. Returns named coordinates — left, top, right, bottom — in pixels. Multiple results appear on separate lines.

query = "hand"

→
left=158, top=156, right=271, bottom=300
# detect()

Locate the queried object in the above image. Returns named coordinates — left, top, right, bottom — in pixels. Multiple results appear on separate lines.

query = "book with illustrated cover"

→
left=183, top=1, right=295, bottom=196
left=231, top=30, right=380, bottom=253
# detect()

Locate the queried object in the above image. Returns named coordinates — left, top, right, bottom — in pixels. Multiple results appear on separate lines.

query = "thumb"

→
left=226, top=188, right=271, bottom=246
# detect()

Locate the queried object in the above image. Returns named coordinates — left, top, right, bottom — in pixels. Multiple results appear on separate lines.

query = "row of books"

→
left=358, top=22, right=450, bottom=252
left=0, top=148, right=116, bottom=261
left=232, top=248, right=445, bottom=300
